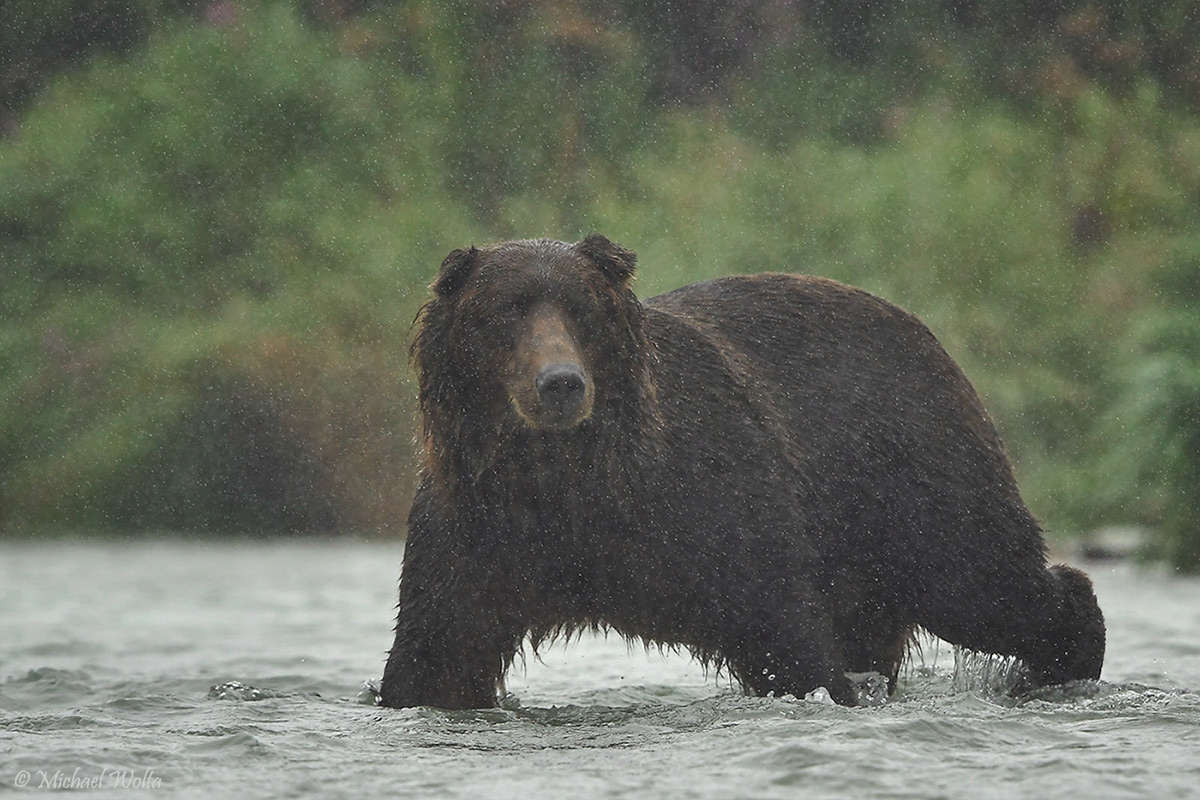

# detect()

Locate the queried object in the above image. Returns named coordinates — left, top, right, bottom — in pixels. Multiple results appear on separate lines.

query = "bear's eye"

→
left=562, top=295, right=605, bottom=328
left=484, top=301, right=527, bottom=332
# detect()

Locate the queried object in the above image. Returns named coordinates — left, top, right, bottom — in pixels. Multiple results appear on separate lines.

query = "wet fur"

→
left=381, top=235, right=1105, bottom=709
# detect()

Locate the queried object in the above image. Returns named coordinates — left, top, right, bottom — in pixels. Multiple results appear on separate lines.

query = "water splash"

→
left=848, top=671, right=890, bottom=707
left=803, top=686, right=834, bottom=705
left=357, top=679, right=382, bottom=706
left=950, top=647, right=1024, bottom=697
left=207, top=680, right=287, bottom=701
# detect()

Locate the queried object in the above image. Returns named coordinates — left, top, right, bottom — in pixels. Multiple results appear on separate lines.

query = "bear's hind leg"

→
left=1020, top=564, right=1105, bottom=686
left=913, top=557, right=1105, bottom=690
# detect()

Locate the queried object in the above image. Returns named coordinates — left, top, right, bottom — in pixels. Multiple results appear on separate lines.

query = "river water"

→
left=1, top=539, right=1197, bottom=799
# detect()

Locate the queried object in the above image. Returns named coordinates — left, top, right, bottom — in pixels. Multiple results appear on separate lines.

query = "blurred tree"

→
left=0, top=3, right=475, bottom=534
left=0, top=0, right=151, bottom=129
left=0, top=2, right=409, bottom=310
left=1098, top=241, right=1200, bottom=571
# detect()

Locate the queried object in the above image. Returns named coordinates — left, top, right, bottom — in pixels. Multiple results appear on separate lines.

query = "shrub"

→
left=1094, top=240, right=1200, bottom=570
left=0, top=4, right=480, bottom=533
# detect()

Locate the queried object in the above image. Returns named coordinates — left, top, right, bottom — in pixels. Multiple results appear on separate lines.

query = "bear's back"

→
left=643, top=273, right=1032, bottom=562
left=643, top=273, right=970, bottom=434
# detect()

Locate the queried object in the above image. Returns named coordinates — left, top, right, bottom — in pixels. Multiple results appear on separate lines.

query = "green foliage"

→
left=1, top=4, right=440, bottom=307
left=1090, top=241, right=1200, bottom=570
left=0, top=3, right=482, bottom=533
left=0, top=0, right=155, bottom=114
left=360, top=0, right=652, bottom=225
left=2, top=1, right=1200, bottom=567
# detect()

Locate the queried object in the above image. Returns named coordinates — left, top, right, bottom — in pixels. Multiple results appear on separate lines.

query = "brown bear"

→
left=380, top=235, right=1105, bottom=709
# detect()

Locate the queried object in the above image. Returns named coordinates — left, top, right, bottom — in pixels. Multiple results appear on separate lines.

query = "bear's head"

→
left=411, top=235, right=653, bottom=468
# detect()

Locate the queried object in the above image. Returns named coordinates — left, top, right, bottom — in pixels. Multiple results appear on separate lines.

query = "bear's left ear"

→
left=432, top=247, right=479, bottom=297
left=577, top=234, right=637, bottom=285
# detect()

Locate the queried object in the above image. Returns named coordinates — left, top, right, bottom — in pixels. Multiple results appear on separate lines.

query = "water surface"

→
left=1, top=540, right=1197, bottom=798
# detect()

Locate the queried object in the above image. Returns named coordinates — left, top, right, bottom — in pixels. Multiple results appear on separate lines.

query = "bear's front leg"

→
left=380, top=498, right=524, bottom=710
left=722, top=596, right=858, bottom=706
left=381, top=596, right=515, bottom=710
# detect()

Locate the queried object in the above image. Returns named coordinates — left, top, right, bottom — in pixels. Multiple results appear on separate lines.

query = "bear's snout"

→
left=506, top=304, right=594, bottom=431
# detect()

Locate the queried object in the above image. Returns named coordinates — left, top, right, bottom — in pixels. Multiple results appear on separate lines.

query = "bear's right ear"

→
left=577, top=234, right=637, bottom=285
left=432, top=247, right=479, bottom=297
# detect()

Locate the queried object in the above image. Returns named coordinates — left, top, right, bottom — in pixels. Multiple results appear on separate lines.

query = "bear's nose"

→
left=536, top=363, right=587, bottom=410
